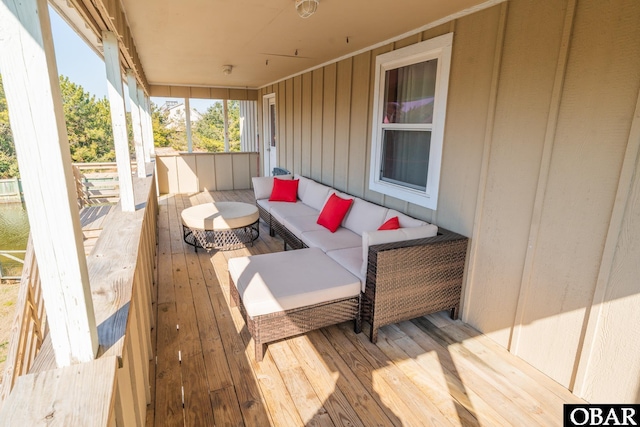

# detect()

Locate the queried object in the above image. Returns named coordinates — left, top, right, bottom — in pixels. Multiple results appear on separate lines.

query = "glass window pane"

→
left=381, top=130, right=431, bottom=191
left=383, top=59, right=438, bottom=124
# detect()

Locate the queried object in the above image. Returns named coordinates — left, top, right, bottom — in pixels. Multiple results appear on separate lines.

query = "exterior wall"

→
left=156, top=152, right=259, bottom=194
left=257, top=0, right=640, bottom=403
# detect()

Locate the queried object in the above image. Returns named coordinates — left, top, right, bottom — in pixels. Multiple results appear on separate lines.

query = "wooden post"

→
left=0, top=0, right=98, bottom=366
left=223, top=99, right=230, bottom=152
left=185, top=97, right=193, bottom=153
left=126, top=70, right=146, bottom=178
left=139, top=88, right=153, bottom=162
left=103, top=31, right=135, bottom=212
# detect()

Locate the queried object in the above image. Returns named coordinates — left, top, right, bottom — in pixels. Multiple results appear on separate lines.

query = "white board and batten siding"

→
left=256, top=0, right=640, bottom=403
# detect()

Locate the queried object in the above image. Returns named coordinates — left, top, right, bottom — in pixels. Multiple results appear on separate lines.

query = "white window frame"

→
left=369, top=32, right=453, bottom=210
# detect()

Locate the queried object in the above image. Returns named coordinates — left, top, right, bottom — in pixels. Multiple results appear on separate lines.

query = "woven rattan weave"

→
left=230, top=272, right=360, bottom=361
left=362, top=227, right=468, bottom=343
left=260, top=200, right=469, bottom=343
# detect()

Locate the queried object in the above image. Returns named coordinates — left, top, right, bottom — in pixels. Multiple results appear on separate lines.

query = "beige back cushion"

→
left=252, top=175, right=292, bottom=200
left=361, top=224, right=438, bottom=276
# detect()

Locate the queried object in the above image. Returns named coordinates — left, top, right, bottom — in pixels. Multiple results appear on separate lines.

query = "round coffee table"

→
left=181, top=202, right=259, bottom=252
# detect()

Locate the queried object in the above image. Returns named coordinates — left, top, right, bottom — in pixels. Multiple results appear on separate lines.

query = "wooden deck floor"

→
left=148, top=190, right=583, bottom=427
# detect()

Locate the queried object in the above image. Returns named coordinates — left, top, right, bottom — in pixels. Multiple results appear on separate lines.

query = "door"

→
left=262, top=94, right=277, bottom=176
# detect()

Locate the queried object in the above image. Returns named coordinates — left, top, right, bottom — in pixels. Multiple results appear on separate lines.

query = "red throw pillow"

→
left=317, top=194, right=353, bottom=232
left=269, top=178, right=299, bottom=202
left=378, top=216, right=400, bottom=230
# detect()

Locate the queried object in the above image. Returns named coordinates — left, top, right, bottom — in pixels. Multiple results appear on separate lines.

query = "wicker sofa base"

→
left=361, top=229, right=468, bottom=343
left=255, top=199, right=469, bottom=346
left=230, top=272, right=361, bottom=361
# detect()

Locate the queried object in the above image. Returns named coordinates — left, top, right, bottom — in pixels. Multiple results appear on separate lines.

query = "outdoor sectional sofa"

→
left=228, top=174, right=468, bottom=361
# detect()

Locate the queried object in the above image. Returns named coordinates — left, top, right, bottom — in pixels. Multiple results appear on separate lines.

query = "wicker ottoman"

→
left=181, top=202, right=259, bottom=252
left=228, top=248, right=361, bottom=361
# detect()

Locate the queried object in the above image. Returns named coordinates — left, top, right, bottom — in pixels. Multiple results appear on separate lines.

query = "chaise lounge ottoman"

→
left=228, top=248, right=361, bottom=361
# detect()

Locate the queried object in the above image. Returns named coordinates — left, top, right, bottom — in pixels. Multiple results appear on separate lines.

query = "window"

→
left=369, top=33, right=453, bottom=209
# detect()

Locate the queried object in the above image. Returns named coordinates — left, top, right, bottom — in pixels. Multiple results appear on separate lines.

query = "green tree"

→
left=0, top=75, right=19, bottom=178
left=0, top=75, right=118, bottom=178
left=151, top=103, right=182, bottom=149
left=59, top=76, right=115, bottom=162
left=193, top=101, right=240, bottom=152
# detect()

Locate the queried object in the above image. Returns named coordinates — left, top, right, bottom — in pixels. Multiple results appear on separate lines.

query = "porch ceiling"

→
left=118, top=0, right=491, bottom=89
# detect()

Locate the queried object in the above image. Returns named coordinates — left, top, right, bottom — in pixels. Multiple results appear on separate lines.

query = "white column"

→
left=103, top=31, right=135, bottom=211
left=223, top=99, right=230, bottom=152
left=139, top=88, right=153, bottom=161
left=185, top=97, right=193, bottom=153
left=126, top=70, right=146, bottom=178
left=0, top=0, right=98, bottom=366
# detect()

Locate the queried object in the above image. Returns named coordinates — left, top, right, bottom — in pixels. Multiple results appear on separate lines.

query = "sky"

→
left=49, top=7, right=216, bottom=112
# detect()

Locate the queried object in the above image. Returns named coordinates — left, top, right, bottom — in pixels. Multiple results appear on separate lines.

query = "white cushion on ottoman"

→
left=228, top=248, right=361, bottom=318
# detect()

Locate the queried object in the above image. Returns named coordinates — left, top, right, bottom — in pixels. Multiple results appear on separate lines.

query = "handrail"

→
left=0, top=163, right=158, bottom=425
left=0, top=237, right=46, bottom=405
left=0, top=250, right=26, bottom=281
left=72, top=162, right=130, bottom=207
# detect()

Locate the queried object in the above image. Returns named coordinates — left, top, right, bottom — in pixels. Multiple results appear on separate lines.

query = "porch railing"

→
left=0, top=238, right=46, bottom=401
left=0, top=164, right=157, bottom=426
left=73, top=161, right=138, bottom=207
left=0, top=178, right=22, bottom=203
left=0, top=250, right=26, bottom=281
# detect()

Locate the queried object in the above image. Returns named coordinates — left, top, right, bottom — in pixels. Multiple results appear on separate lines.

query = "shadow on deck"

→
left=148, top=190, right=583, bottom=427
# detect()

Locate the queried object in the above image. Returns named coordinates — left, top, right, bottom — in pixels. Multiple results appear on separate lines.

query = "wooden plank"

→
left=215, top=155, right=234, bottom=191
left=230, top=307, right=304, bottom=427
left=154, top=198, right=183, bottom=425
left=335, top=323, right=456, bottom=426
left=277, top=82, right=287, bottom=168
left=182, top=216, right=234, bottom=392
left=321, top=63, right=337, bottom=187
left=0, top=356, right=118, bottom=427
left=171, top=195, right=216, bottom=426
left=153, top=303, right=183, bottom=425
left=285, top=79, right=295, bottom=172
left=429, top=312, right=583, bottom=404
left=293, top=75, right=303, bottom=175
left=411, top=317, right=560, bottom=426
left=301, top=73, right=313, bottom=178
left=306, top=329, right=400, bottom=427
left=268, top=340, right=334, bottom=427
left=208, top=290, right=272, bottom=426
left=333, top=58, right=352, bottom=193
left=196, top=154, right=216, bottom=191
left=374, top=328, right=481, bottom=426
left=287, top=335, right=364, bottom=427
left=347, top=52, right=371, bottom=199
left=310, top=69, right=324, bottom=182
left=210, top=386, right=245, bottom=427
left=232, top=154, right=251, bottom=190
left=176, top=155, right=198, bottom=194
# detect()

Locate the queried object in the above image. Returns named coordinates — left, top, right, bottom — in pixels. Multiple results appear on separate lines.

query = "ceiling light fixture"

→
left=295, top=0, right=318, bottom=18
left=222, top=65, right=233, bottom=75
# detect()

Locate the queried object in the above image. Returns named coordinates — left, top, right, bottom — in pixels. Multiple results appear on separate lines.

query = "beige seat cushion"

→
left=181, top=202, right=259, bottom=230
left=228, top=248, right=361, bottom=318
left=300, top=228, right=362, bottom=253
